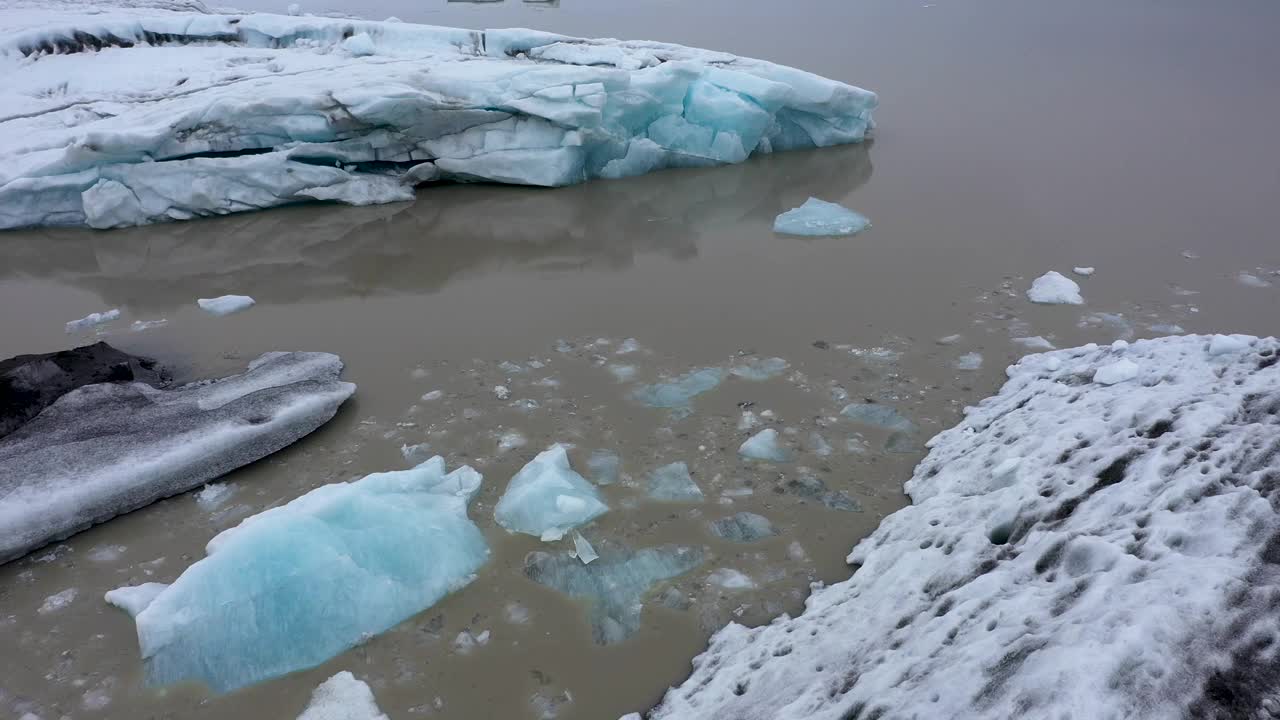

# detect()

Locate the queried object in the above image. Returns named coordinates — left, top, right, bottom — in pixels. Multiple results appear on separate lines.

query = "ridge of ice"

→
left=494, top=445, right=608, bottom=541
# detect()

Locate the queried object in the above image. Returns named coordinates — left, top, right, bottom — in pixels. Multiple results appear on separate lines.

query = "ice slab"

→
left=709, top=512, right=775, bottom=542
left=586, top=449, right=621, bottom=486
left=0, top=351, right=354, bottom=565
left=1026, top=271, right=1084, bottom=305
left=646, top=461, right=703, bottom=501
left=65, top=308, right=120, bottom=333
left=728, top=357, right=789, bottom=381
left=495, top=446, right=608, bottom=541
left=840, top=402, right=914, bottom=432
left=524, top=542, right=704, bottom=644
left=298, top=672, right=389, bottom=720
left=738, top=428, right=791, bottom=462
left=109, top=456, right=488, bottom=692
left=772, top=197, right=869, bottom=236
left=644, top=334, right=1280, bottom=720
left=632, top=368, right=724, bottom=415
left=1073, top=266, right=1096, bottom=276
left=0, top=6, right=876, bottom=229
left=197, top=295, right=255, bottom=316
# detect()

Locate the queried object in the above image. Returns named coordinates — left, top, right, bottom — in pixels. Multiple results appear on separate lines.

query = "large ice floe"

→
left=643, top=335, right=1280, bottom=720
left=0, top=350, right=354, bottom=565
left=0, top=0, right=877, bottom=229
left=107, top=457, right=488, bottom=692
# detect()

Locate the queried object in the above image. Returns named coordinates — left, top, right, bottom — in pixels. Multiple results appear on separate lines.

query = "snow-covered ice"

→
left=297, top=672, right=389, bottom=720
left=0, top=351, right=354, bottom=565
left=0, top=2, right=876, bottom=229
left=65, top=308, right=120, bottom=333
left=646, top=461, right=703, bottom=501
left=494, top=384, right=511, bottom=400
left=772, top=197, right=869, bottom=236
left=109, top=456, right=488, bottom=692
left=1026, top=271, right=1084, bottom=304
left=1208, top=334, right=1250, bottom=355
left=494, top=445, right=608, bottom=541
left=709, top=512, right=775, bottom=542
left=738, top=428, right=790, bottom=462
left=525, top=542, right=703, bottom=644
left=197, top=295, right=255, bottom=316
left=644, top=334, right=1280, bottom=720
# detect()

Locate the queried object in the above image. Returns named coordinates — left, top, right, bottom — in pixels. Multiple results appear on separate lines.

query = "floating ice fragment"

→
left=707, top=568, right=756, bottom=590
left=773, top=198, right=870, bottom=237
left=729, top=357, right=789, bottom=381
left=65, top=309, right=120, bottom=333
left=647, top=462, right=703, bottom=501
left=739, top=428, right=791, bottom=462
left=1208, top=335, right=1250, bottom=356
left=1079, top=312, right=1134, bottom=341
left=453, top=629, right=490, bottom=654
left=1073, top=267, right=1096, bottom=276
left=632, top=368, right=724, bottom=413
left=498, top=361, right=525, bottom=375
left=505, top=602, right=531, bottom=624
left=1027, top=272, right=1084, bottom=305
left=131, top=319, right=168, bottom=332
left=1013, top=336, right=1055, bottom=351
left=608, top=364, right=637, bottom=382
left=936, top=334, right=963, bottom=346
left=710, top=512, right=776, bottom=542
left=573, top=533, right=599, bottom=565
left=954, top=352, right=984, bottom=371
left=297, top=672, right=389, bottom=720
left=1237, top=272, right=1272, bottom=288
left=586, top=449, right=620, bottom=485
left=194, top=483, right=234, bottom=510
left=616, top=338, right=642, bottom=355
left=197, top=295, right=255, bottom=316
left=524, top=542, right=704, bottom=644
left=738, top=411, right=760, bottom=430
left=807, top=431, right=834, bottom=457
left=494, top=385, right=511, bottom=400
left=421, top=390, right=443, bottom=401
left=840, top=403, right=914, bottom=432
left=1093, top=358, right=1139, bottom=385
left=495, top=446, right=608, bottom=541
left=780, top=473, right=861, bottom=511
left=104, top=583, right=169, bottom=616
left=885, top=431, right=918, bottom=454
left=498, top=431, right=527, bottom=452
left=1149, top=324, right=1185, bottom=334
left=38, top=588, right=77, bottom=614
left=112, top=457, right=488, bottom=693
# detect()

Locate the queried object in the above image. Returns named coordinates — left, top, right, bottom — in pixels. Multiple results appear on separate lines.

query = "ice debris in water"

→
left=643, top=334, right=1280, bottom=720
left=108, top=457, right=488, bottom=693
left=494, top=385, right=511, bottom=400
left=524, top=542, right=704, bottom=644
left=494, top=446, right=608, bottom=541
left=0, top=10, right=875, bottom=230
left=953, top=352, right=983, bottom=371
left=1026, top=271, right=1084, bottom=305
left=840, top=402, right=914, bottom=432
left=706, top=568, right=756, bottom=590
left=728, top=357, right=789, bottom=381
left=131, top=319, right=169, bottom=332
left=572, top=532, right=599, bottom=565
left=773, top=198, right=869, bottom=236
left=608, top=364, right=637, bottom=382
left=1079, top=311, right=1135, bottom=341
left=505, top=602, right=531, bottom=624
left=616, top=338, right=642, bottom=355
left=104, top=583, right=169, bottom=617
left=586, top=449, right=620, bottom=485
left=936, top=334, right=963, bottom=346
left=709, top=512, right=776, bottom=542
left=297, top=672, right=389, bottom=720
left=781, top=472, right=861, bottom=511
left=632, top=368, right=724, bottom=415
left=1150, top=323, right=1185, bottom=334
left=194, top=483, right=234, bottom=510
left=38, top=588, right=78, bottom=614
left=1073, top=266, right=1096, bottom=276
left=807, top=431, right=834, bottom=456
left=1237, top=272, right=1273, bottom=288
left=453, top=629, right=490, bottom=654
left=647, top=462, right=704, bottom=501
left=65, top=309, right=121, bottom=334
left=197, top=295, right=255, bottom=316
left=738, top=428, right=791, bottom=462
left=498, top=430, right=527, bottom=452
left=737, top=411, right=760, bottom=430
left=1013, top=336, right=1055, bottom=351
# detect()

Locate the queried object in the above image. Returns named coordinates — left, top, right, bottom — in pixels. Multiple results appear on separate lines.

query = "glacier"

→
left=0, top=350, right=354, bottom=565
left=0, top=0, right=877, bottom=229
left=494, top=445, right=609, bottom=541
left=640, top=335, right=1280, bottom=720
left=107, top=456, right=489, bottom=693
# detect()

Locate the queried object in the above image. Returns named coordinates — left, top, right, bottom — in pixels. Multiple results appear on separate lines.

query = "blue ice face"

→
left=120, top=457, right=489, bottom=693
left=773, top=197, right=870, bottom=237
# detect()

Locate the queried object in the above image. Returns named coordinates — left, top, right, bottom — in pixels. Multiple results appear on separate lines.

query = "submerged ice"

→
left=647, top=461, right=704, bottom=501
left=494, top=445, right=608, bottom=541
left=109, top=456, right=489, bottom=693
left=772, top=197, right=870, bottom=236
left=632, top=368, right=724, bottom=414
left=0, top=3, right=876, bottom=229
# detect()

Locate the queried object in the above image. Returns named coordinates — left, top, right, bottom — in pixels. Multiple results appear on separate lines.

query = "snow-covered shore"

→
left=0, top=0, right=876, bottom=229
left=642, top=334, right=1280, bottom=720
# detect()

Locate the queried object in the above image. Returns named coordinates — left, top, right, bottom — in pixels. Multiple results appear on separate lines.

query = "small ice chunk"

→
left=494, top=385, right=511, bottom=400
left=131, top=318, right=168, bottom=332
left=343, top=32, right=376, bottom=57
left=453, top=629, right=490, bottom=654
left=498, top=431, right=527, bottom=452
left=1149, top=324, right=1185, bottom=334
left=1027, top=272, right=1084, bottom=305
left=840, top=403, right=914, bottom=432
left=807, top=432, right=834, bottom=457
left=608, top=364, right=637, bottom=382
left=1013, top=336, right=1056, bottom=351
left=505, top=602, right=530, bottom=624
left=297, top=672, right=389, bottom=720
left=739, top=429, right=791, bottom=462
left=773, top=198, right=870, bottom=237
left=494, top=446, right=608, bottom=541
left=401, top=443, right=432, bottom=464
left=89, top=544, right=126, bottom=562
left=421, top=390, right=443, bottom=401
left=104, top=582, right=169, bottom=617
left=410, top=368, right=430, bottom=380
left=573, top=532, right=599, bottom=564
left=38, top=588, right=78, bottom=614
left=729, top=357, right=789, bottom=381
left=737, top=411, right=760, bottom=430
left=586, top=450, right=620, bottom=486
left=885, top=431, right=917, bottom=454
left=709, top=512, right=776, bottom=542
left=782, top=473, right=861, bottom=511
left=616, top=338, right=642, bottom=355
left=707, top=568, right=756, bottom=590
left=954, top=352, right=983, bottom=371
left=647, top=462, right=703, bottom=501
left=1093, top=358, right=1139, bottom=385
left=1080, top=312, right=1134, bottom=341
left=1208, top=335, right=1250, bottom=356
left=1237, top=272, right=1272, bottom=288
left=197, top=295, right=255, bottom=316
left=787, top=541, right=809, bottom=562
left=65, top=308, right=120, bottom=333
left=194, top=483, right=234, bottom=510
left=1073, top=267, right=1096, bottom=276
left=936, top=334, right=963, bottom=346
left=632, top=368, right=724, bottom=411
left=498, top=361, right=525, bottom=375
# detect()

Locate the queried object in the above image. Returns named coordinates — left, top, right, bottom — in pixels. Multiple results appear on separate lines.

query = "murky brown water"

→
left=2, top=0, right=1279, bottom=718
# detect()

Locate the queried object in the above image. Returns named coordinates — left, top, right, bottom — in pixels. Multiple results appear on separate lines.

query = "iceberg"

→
left=0, top=1, right=876, bottom=230
left=297, top=672, right=389, bottom=720
left=772, top=197, right=870, bottom=236
left=646, top=461, right=703, bottom=501
left=839, top=402, right=914, bottom=432
left=197, top=294, right=255, bottom=316
left=738, top=428, right=791, bottom=462
left=494, top=445, right=609, bottom=541
left=524, top=542, right=704, bottom=644
left=709, top=512, right=775, bottom=542
left=65, top=308, right=120, bottom=333
left=1026, top=271, right=1084, bottom=305
left=0, top=351, right=354, bottom=565
left=107, top=456, right=489, bottom=692
left=642, top=335, right=1280, bottom=720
